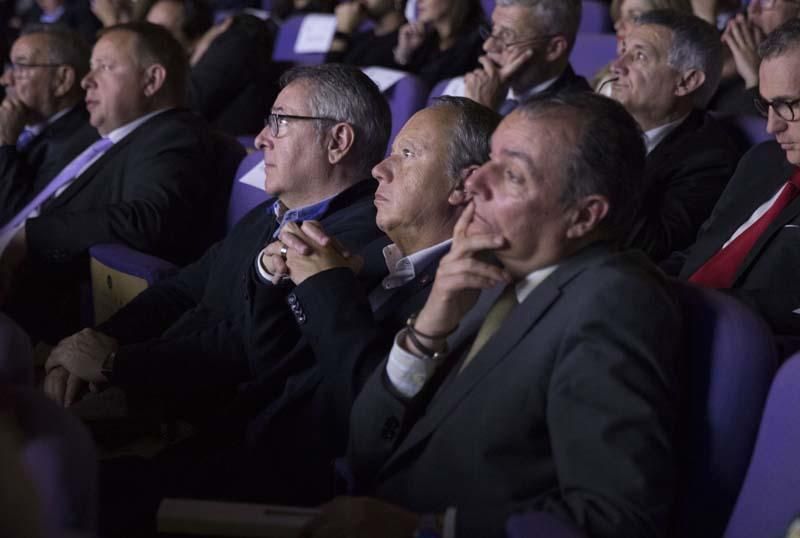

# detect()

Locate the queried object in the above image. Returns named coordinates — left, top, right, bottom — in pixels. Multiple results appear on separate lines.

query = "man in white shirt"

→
left=303, top=93, right=684, bottom=538
left=462, top=0, right=589, bottom=115
left=608, top=9, right=741, bottom=260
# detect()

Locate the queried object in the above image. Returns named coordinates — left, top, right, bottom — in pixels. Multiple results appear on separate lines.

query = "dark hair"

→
left=760, top=17, right=800, bottom=61
left=429, top=96, right=501, bottom=188
left=99, top=21, right=189, bottom=105
left=279, top=64, right=391, bottom=177
left=636, top=9, right=722, bottom=107
left=517, top=92, right=646, bottom=237
left=140, top=0, right=213, bottom=42
left=20, top=24, right=91, bottom=80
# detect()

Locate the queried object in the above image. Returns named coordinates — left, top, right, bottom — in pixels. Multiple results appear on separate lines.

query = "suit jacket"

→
left=668, top=141, right=800, bottom=334
left=500, top=64, right=590, bottom=115
left=349, top=244, right=683, bottom=538
left=0, top=105, right=98, bottom=227
left=189, top=14, right=278, bottom=135
left=97, top=179, right=382, bottom=409
left=625, top=109, right=742, bottom=262
left=5, top=108, right=221, bottom=344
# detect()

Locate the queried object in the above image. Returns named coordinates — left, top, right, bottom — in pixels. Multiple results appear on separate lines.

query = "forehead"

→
left=491, top=4, right=538, bottom=33
left=92, top=30, right=137, bottom=61
left=626, top=23, right=672, bottom=54
left=11, top=34, right=49, bottom=59
left=493, top=111, right=578, bottom=172
left=147, top=0, right=185, bottom=23
left=272, top=80, right=312, bottom=112
left=760, top=52, right=800, bottom=98
left=396, top=107, right=452, bottom=149
left=619, top=0, right=652, bottom=14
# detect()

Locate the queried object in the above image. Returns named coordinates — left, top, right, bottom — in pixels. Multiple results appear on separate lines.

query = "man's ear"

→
left=674, top=68, right=705, bottom=98
left=327, top=122, right=355, bottom=165
left=52, top=65, right=75, bottom=98
left=447, top=165, right=479, bottom=205
left=565, top=194, right=609, bottom=239
left=142, top=64, right=167, bottom=97
left=544, top=35, right=569, bottom=63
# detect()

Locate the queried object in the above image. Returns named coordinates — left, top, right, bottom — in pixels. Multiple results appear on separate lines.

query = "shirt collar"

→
left=270, top=193, right=336, bottom=238
left=643, top=113, right=689, bottom=154
left=39, top=4, right=65, bottom=22
left=508, top=76, right=559, bottom=102
left=105, top=108, right=170, bottom=144
left=380, top=239, right=452, bottom=290
left=515, top=264, right=559, bottom=303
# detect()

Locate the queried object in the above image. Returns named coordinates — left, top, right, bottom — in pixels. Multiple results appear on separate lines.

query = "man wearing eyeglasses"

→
left=608, top=10, right=741, bottom=261
left=0, top=26, right=97, bottom=228
left=665, top=18, right=800, bottom=335
left=462, top=0, right=589, bottom=114
left=713, top=0, right=800, bottom=114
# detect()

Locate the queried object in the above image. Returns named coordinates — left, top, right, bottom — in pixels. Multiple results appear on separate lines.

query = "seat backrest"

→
left=383, top=73, right=429, bottom=148
left=0, top=313, right=32, bottom=385
left=272, top=13, right=329, bottom=65
left=569, top=32, right=617, bottom=80
left=211, top=130, right=248, bottom=238
left=580, top=0, right=613, bottom=33
left=506, top=512, right=587, bottom=538
left=481, top=0, right=495, bottom=17
left=426, top=76, right=463, bottom=106
left=719, top=114, right=770, bottom=153
left=724, top=353, right=800, bottom=538
left=227, top=151, right=272, bottom=231
left=672, top=282, right=778, bottom=538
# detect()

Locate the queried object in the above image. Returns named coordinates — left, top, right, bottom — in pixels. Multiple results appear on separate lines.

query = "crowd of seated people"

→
left=3, top=0, right=800, bottom=537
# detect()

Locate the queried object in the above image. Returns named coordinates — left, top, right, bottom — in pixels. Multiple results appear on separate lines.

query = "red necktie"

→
left=689, top=168, right=800, bottom=289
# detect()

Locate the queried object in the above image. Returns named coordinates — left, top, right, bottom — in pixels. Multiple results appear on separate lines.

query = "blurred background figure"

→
left=19, top=0, right=101, bottom=43
left=271, top=0, right=335, bottom=20
left=325, top=0, right=406, bottom=66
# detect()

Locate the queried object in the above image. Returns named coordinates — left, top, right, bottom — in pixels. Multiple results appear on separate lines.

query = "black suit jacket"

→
left=625, top=109, right=742, bottom=262
left=349, top=244, right=683, bottom=538
left=668, top=141, right=800, bottom=334
left=98, top=179, right=383, bottom=409
left=6, top=108, right=220, bottom=343
left=189, top=14, right=277, bottom=135
left=0, top=105, right=97, bottom=227
left=501, top=64, right=590, bottom=114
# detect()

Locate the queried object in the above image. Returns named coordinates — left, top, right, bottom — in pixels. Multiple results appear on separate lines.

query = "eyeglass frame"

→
left=479, top=25, right=559, bottom=50
left=264, top=112, right=341, bottom=137
left=753, top=95, right=800, bottom=122
left=4, top=61, right=65, bottom=77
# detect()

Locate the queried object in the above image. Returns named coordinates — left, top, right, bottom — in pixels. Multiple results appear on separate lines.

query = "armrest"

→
left=506, top=512, right=587, bottom=538
left=157, top=498, right=319, bottom=537
left=89, top=244, right=180, bottom=325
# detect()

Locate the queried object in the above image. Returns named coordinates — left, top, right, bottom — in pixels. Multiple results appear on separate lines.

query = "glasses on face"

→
left=754, top=95, right=800, bottom=121
left=479, top=25, right=557, bottom=50
left=4, top=61, right=63, bottom=78
left=264, top=112, right=340, bottom=137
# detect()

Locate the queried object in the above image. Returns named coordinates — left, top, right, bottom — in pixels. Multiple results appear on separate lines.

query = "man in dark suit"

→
left=609, top=10, right=741, bottom=261
left=0, top=26, right=97, bottom=227
left=43, top=65, right=389, bottom=423
left=463, top=0, right=589, bottom=115
left=303, top=93, right=684, bottom=538
left=665, top=18, right=800, bottom=335
left=0, top=22, right=221, bottom=343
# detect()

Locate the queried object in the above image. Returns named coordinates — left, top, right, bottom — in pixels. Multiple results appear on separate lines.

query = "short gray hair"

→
left=760, top=17, right=800, bottom=61
left=495, top=0, right=582, bottom=51
left=429, top=96, right=501, bottom=188
left=517, top=92, right=646, bottom=238
left=636, top=10, right=723, bottom=108
left=280, top=64, right=391, bottom=177
left=20, top=25, right=91, bottom=80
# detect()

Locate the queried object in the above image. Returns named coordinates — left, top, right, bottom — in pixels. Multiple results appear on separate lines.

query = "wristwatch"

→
left=100, top=351, right=116, bottom=382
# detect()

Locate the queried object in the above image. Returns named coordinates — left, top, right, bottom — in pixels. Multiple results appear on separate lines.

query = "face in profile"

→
left=748, top=0, right=800, bottom=35
left=2, top=34, right=63, bottom=120
left=760, top=52, right=800, bottom=165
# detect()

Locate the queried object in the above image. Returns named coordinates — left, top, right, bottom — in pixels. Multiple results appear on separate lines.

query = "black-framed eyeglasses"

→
left=479, top=25, right=557, bottom=50
left=264, top=112, right=340, bottom=137
left=753, top=96, right=800, bottom=122
left=5, top=61, right=64, bottom=76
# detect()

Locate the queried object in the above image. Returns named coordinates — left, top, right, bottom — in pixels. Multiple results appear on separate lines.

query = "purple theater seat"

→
left=383, top=73, right=428, bottom=148
left=481, top=0, right=495, bottom=17
left=0, top=312, right=33, bottom=385
left=569, top=32, right=617, bottom=79
left=226, top=150, right=272, bottom=230
left=724, top=353, right=800, bottom=538
left=506, top=512, right=586, bottom=538
left=9, top=386, right=98, bottom=534
left=426, top=77, right=455, bottom=106
left=673, top=283, right=778, bottom=538
left=580, top=0, right=613, bottom=34
left=272, top=13, right=328, bottom=66
left=726, top=115, right=770, bottom=149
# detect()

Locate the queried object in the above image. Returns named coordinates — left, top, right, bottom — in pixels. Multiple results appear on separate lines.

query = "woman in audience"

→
left=389, top=0, right=485, bottom=86
left=325, top=0, right=406, bottom=66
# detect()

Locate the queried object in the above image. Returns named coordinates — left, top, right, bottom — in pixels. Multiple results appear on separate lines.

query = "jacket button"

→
left=381, top=417, right=400, bottom=440
left=287, top=293, right=298, bottom=306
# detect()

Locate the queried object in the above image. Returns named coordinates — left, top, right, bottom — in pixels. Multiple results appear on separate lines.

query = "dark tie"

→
left=0, top=137, right=113, bottom=237
left=460, top=285, right=517, bottom=373
left=689, top=168, right=800, bottom=288
left=15, top=128, right=38, bottom=151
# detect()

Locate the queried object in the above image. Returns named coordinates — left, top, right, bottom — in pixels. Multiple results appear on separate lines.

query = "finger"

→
left=452, top=201, right=476, bottom=239
left=279, top=228, right=314, bottom=256
left=348, top=254, right=364, bottom=274
left=451, top=232, right=506, bottom=256
left=45, top=371, right=67, bottom=407
left=477, top=55, right=498, bottom=78
left=269, top=255, right=289, bottom=276
left=499, top=48, right=533, bottom=82
left=299, top=221, right=333, bottom=248
left=437, top=255, right=511, bottom=282
left=64, top=374, right=84, bottom=408
left=44, top=349, right=61, bottom=372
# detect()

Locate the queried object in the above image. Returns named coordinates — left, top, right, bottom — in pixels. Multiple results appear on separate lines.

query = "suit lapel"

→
left=372, top=262, right=438, bottom=323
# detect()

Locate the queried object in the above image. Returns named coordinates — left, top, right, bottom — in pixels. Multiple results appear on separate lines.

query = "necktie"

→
left=15, top=128, right=38, bottom=151
left=0, top=137, right=113, bottom=237
left=498, top=98, right=519, bottom=116
left=689, top=168, right=800, bottom=289
left=460, top=285, right=518, bottom=374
